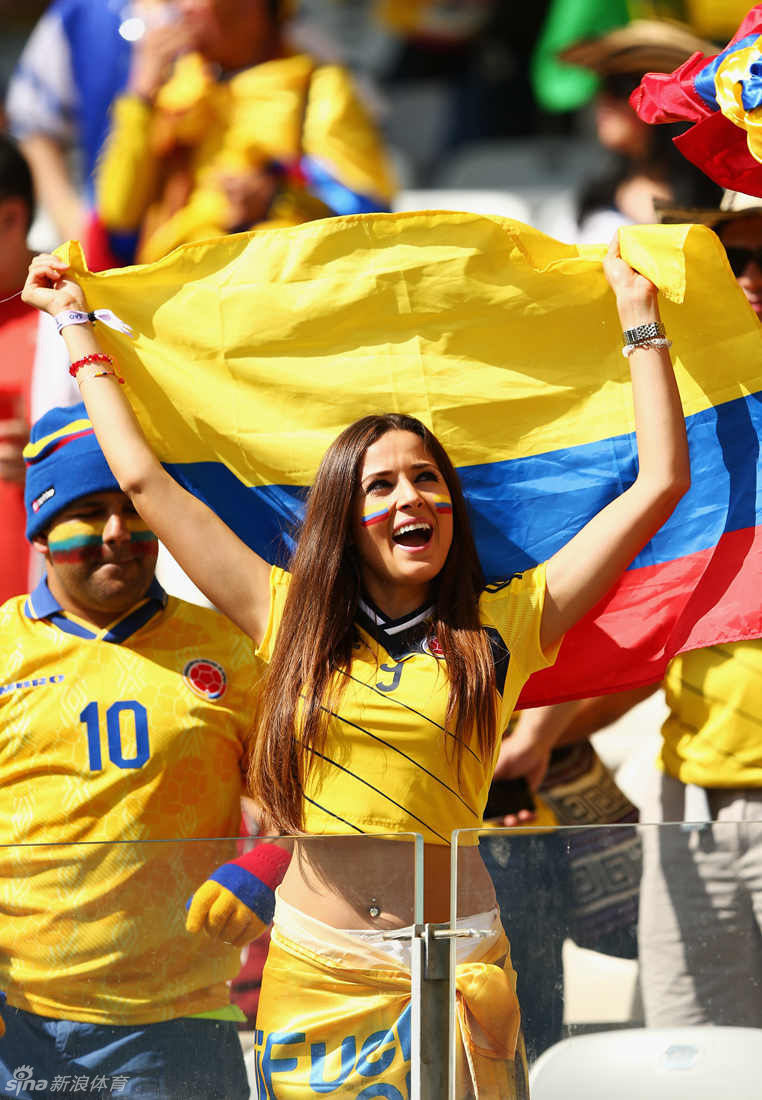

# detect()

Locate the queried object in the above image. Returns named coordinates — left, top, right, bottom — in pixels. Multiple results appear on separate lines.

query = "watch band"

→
left=622, top=321, right=666, bottom=346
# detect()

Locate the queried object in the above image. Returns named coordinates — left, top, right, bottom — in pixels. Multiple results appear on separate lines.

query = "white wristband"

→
left=54, top=308, right=134, bottom=338
left=54, top=309, right=92, bottom=334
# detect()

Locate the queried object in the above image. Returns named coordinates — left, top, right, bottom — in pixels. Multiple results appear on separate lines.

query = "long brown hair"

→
left=248, top=414, right=498, bottom=832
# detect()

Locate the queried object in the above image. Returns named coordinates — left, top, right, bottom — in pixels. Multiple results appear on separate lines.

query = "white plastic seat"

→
left=529, top=1027, right=762, bottom=1100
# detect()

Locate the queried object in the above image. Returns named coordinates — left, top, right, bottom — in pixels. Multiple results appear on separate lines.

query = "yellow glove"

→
left=185, top=844, right=290, bottom=947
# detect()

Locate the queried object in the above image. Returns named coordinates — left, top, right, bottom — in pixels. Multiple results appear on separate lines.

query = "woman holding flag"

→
left=22, top=240, right=688, bottom=1097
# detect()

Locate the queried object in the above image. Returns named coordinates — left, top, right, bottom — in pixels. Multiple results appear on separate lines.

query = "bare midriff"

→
left=278, top=837, right=496, bottom=928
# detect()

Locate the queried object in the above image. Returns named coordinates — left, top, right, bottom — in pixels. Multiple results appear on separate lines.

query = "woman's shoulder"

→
left=479, top=562, right=548, bottom=638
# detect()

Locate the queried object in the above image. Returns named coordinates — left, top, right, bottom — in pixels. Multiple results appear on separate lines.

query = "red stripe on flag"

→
left=519, top=525, right=762, bottom=707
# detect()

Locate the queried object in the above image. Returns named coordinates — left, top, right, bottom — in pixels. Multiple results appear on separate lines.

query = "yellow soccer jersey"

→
left=0, top=578, right=261, bottom=1024
left=257, top=565, right=557, bottom=844
left=660, top=640, right=762, bottom=787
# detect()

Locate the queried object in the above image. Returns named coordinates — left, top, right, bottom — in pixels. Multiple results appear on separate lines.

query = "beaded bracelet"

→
left=621, top=337, right=672, bottom=359
left=90, top=367, right=125, bottom=385
left=69, top=352, right=125, bottom=384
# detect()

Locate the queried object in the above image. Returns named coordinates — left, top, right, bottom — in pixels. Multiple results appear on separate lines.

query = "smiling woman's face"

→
left=352, top=429, right=454, bottom=616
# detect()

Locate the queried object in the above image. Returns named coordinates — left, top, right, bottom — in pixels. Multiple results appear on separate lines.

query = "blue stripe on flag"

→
left=165, top=390, right=762, bottom=581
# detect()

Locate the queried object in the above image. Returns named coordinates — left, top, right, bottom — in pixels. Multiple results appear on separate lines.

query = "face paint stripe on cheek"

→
left=47, top=517, right=158, bottom=560
left=48, top=519, right=105, bottom=560
left=124, top=517, right=155, bottom=537
left=433, top=494, right=452, bottom=515
left=361, top=504, right=392, bottom=527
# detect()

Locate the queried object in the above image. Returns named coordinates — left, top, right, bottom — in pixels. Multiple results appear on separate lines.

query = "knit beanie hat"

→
left=23, top=402, right=120, bottom=540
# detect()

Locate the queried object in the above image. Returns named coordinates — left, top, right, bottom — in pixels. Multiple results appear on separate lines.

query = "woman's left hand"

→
left=21, top=254, right=87, bottom=317
left=602, top=234, right=659, bottom=327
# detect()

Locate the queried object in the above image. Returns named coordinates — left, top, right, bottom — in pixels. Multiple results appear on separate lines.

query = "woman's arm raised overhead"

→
left=541, top=235, right=691, bottom=654
left=22, top=254, right=273, bottom=644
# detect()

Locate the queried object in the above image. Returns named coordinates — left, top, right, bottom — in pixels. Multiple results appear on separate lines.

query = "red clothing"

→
left=0, top=296, right=38, bottom=603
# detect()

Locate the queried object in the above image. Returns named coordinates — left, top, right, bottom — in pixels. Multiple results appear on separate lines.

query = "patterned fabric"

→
left=256, top=563, right=557, bottom=845
left=660, top=639, right=762, bottom=787
left=0, top=581, right=261, bottom=1023
left=540, top=741, right=640, bottom=958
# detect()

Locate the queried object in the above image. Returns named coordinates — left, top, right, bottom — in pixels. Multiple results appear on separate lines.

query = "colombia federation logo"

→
left=422, top=634, right=445, bottom=659
left=183, top=658, right=227, bottom=700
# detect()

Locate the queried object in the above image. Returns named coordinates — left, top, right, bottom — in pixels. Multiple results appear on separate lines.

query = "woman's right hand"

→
left=22, top=254, right=87, bottom=317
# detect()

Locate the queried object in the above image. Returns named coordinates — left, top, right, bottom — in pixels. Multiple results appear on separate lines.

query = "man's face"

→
left=719, top=215, right=762, bottom=319
left=33, top=491, right=159, bottom=628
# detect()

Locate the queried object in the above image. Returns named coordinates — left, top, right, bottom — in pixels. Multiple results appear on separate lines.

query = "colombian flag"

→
left=58, top=212, right=762, bottom=705
left=632, top=4, right=762, bottom=196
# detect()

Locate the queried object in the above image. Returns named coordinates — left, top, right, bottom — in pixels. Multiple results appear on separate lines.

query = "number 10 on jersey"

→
left=80, top=700, right=151, bottom=770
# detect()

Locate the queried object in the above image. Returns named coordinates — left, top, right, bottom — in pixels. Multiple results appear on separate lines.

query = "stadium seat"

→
left=392, top=189, right=531, bottom=221
left=529, top=1027, right=762, bottom=1100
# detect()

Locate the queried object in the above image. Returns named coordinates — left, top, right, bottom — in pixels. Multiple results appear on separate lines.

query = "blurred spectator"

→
left=0, top=135, right=75, bottom=605
left=532, top=0, right=752, bottom=115
left=532, top=0, right=631, bottom=115
left=542, top=20, right=724, bottom=243
left=94, top=0, right=397, bottom=265
left=378, top=0, right=549, bottom=181
left=5, top=0, right=134, bottom=243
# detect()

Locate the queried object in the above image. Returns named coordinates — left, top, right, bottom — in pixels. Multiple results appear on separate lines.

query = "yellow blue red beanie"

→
left=23, top=402, right=120, bottom=540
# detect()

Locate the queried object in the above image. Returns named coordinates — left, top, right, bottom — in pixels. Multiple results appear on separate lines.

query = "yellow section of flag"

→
left=56, top=211, right=762, bottom=491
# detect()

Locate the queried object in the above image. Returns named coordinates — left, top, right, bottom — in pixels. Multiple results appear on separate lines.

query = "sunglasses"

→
left=724, top=246, right=762, bottom=276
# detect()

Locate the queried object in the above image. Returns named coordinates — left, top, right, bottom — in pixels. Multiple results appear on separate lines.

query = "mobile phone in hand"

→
left=484, top=776, right=536, bottom=820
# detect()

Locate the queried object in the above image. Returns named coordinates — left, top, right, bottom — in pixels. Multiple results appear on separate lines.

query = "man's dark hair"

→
left=0, top=135, right=35, bottom=229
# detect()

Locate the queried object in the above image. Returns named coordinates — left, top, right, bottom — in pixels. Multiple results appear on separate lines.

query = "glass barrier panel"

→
left=0, top=832, right=423, bottom=1100
left=450, top=821, right=762, bottom=1100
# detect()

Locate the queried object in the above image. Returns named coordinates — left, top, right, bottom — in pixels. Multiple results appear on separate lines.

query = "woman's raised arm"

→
left=22, top=254, right=273, bottom=644
left=540, top=236, right=691, bottom=654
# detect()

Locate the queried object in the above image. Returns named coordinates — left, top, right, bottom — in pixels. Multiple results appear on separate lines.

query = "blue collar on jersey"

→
left=24, top=576, right=168, bottom=644
left=356, top=595, right=435, bottom=661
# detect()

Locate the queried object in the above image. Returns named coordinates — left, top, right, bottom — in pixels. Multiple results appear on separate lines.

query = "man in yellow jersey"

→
left=0, top=402, right=284, bottom=1097
left=495, top=194, right=762, bottom=1028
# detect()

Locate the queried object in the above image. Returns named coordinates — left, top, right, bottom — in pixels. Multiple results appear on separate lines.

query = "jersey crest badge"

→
left=183, top=658, right=227, bottom=700
left=423, top=634, right=445, bottom=658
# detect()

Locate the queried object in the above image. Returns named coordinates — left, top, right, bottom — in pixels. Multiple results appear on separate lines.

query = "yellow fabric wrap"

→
left=253, top=924, right=523, bottom=1099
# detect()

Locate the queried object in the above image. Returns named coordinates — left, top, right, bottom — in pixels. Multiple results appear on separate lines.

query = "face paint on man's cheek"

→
left=47, top=517, right=158, bottom=561
left=47, top=519, right=106, bottom=562
left=361, top=503, right=392, bottom=528
left=124, top=516, right=159, bottom=555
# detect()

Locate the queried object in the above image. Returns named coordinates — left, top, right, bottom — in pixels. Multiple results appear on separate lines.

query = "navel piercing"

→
left=368, top=898, right=381, bottom=918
